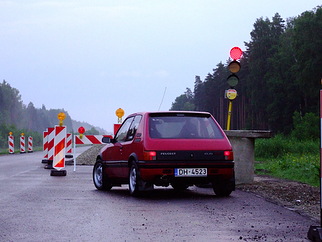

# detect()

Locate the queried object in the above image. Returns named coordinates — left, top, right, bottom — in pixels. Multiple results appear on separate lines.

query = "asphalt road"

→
left=0, top=149, right=316, bottom=241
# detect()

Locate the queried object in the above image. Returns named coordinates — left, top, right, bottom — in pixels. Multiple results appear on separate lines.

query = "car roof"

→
left=126, top=111, right=212, bottom=117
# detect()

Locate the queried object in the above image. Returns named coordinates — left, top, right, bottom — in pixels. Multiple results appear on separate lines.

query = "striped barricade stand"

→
left=65, top=133, right=73, bottom=158
left=73, top=135, right=112, bottom=171
left=8, top=134, right=14, bottom=154
left=44, top=127, right=55, bottom=169
left=50, top=125, right=67, bottom=176
left=42, top=130, right=48, bottom=163
left=28, top=136, right=33, bottom=153
left=20, top=134, right=26, bottom=154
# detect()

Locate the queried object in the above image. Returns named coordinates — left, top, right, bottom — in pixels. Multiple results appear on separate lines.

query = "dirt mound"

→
left=74, top=145, right=105, bottom=165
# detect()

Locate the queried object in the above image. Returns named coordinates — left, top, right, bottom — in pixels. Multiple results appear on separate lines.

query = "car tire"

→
left=93, top=161, right=112, bottom=191
left=212, top=179, right=235, bottom=197
left=129, top=163, right=141, bottom=196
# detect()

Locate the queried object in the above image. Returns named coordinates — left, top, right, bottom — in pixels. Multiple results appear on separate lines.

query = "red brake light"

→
left=224, top=151, right=234, bottom=160
left=143, top=151, right=156, bottom=161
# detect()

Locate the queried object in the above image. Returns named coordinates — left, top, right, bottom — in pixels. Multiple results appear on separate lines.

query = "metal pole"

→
left=316, top=89, right=322, bottom=227
left=73, top=134, right=76, bottom=172
left=226, top=100, right=233, bottom=130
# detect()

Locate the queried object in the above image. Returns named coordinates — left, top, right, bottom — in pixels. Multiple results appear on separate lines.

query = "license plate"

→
left=174, top=168, right=207, bottom=177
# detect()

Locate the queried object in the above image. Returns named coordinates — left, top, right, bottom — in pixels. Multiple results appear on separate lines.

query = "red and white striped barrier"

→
left=42, top=130, right=48, bottom=163
left=41, top=127, right=113, bottom=172
left=66, top=133, right=73, bottom=157
left=44, top=127, right=55, bottom=169
left=8, top=134, right=14, bottom=154
left=73, top=134, right=112, bottom=171
left=20, top=134, right=26, bottom=153
left=28, top=136, right=33, bottom=153
left=53, top=126, right=66, bottom=171
left=75, top=135, right=111, bottom=145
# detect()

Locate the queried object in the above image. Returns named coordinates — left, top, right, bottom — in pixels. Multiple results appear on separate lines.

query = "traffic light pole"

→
left=226, top=100, right=233, bottom=130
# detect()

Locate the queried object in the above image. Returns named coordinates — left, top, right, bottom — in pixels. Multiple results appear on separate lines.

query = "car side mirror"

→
left=102, top=136, right=112, bottom=143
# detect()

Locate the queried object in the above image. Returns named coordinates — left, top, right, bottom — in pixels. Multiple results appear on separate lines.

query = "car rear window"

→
left=149, top=113, right=224, bottom=139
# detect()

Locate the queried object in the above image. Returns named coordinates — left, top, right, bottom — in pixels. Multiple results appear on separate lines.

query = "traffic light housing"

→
left=226, top=47, right=242, bottom=130
left=227, top=47, right=242, bottom=88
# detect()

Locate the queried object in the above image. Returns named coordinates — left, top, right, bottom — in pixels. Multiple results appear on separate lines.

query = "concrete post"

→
left=225, top=130, right=272, bottom=184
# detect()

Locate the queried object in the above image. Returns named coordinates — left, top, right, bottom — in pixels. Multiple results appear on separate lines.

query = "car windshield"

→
left=149, top=113, right=224, bottom=139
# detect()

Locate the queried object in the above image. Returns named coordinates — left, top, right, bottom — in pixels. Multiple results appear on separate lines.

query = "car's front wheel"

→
left=93, top=161, right=112, bottom=191
left=129, top=163, right=141, bottom=196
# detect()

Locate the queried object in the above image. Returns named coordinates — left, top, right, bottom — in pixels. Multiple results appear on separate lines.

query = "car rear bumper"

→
left=137, top=160, right=234, bottom=183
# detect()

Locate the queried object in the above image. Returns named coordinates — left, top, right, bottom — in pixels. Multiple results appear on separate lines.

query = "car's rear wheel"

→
left=212, top=179, right=235, bottom=197
left=93, top=161, right=112, bottom=191
left=129, top=163, right=141, bottom=196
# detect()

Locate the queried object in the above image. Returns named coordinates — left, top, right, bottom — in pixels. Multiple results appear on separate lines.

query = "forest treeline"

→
left=0, top=80, right=104, bottom=150
left=171, top=7, right=322, bottom=136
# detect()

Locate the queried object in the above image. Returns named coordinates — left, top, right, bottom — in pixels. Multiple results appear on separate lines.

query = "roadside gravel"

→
left=75, top=145, right=321, bottom=222
left=72, top=144, right=105, bottom=165
left=237, top=176, right=320, bottom=223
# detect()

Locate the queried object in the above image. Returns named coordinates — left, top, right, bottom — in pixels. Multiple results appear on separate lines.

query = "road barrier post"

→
left=8, top=132, right=14, bottom=154
left=20, top=133, right=26, bottom=154
left=44, top=127, right=54, bottom=169
left=50, top=125, right=67, bottom=176
left=65, top=133, right=73, bottom=158
left=42, top=130, right=48, bottom=163
left=28, top=136, right=33, bottom=153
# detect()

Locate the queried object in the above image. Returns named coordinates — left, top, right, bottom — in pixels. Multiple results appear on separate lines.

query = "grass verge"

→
left=255, top=135, right=319, bottom=187
left=0, top=146, right=43, bottom=155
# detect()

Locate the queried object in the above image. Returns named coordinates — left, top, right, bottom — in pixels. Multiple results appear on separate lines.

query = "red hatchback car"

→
left=93, top=111, right=235, bottom=196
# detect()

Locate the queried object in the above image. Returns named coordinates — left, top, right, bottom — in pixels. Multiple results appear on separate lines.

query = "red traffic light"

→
left=230, top=47, right=243, bottom=60
left=78, top=126, right=85, bottom=134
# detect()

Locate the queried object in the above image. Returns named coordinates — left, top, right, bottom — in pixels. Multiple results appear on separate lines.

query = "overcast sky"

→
left=0, top=0, right=320, bottom=132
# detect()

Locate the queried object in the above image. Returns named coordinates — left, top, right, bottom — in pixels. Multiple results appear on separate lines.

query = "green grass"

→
left=0, top=146, right=42, bottom=155
left=255, top=135, right=320, bottom=187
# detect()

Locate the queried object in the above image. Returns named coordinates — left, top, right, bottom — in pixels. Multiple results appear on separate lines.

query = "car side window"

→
left=114, top=117, right=134, bottom=142
left=126, top=115, right=142, bottom=141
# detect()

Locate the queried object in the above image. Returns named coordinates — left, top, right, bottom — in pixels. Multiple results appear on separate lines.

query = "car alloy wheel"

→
left=129, top=164, right=140, bottom=196
left=93, top=161, right=112, bottom=191
left=93, top=162, right=103, bottom=189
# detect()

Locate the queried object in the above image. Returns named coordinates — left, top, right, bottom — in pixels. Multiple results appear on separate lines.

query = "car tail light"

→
left=224, top=150, right=234, bottom=161
left=143, top=151, right=156, bottom=160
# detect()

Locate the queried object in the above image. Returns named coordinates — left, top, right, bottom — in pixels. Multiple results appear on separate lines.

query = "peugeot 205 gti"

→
left=93, top=111, right=235, bottom=196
